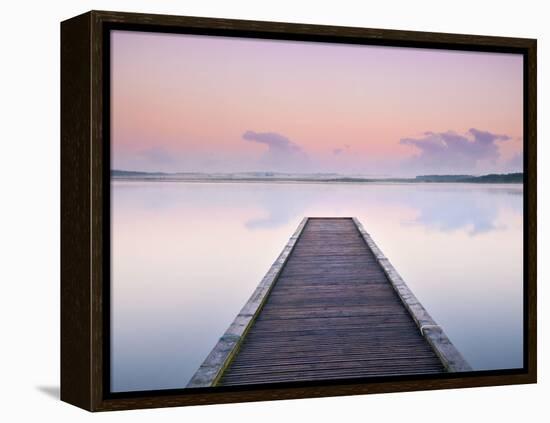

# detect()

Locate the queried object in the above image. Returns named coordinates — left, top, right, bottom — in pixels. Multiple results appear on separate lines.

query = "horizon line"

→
left=111, top=169, right=523, bottom=178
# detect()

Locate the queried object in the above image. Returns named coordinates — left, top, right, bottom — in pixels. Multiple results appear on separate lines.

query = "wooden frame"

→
left=61, top=10, right=537, bottom=411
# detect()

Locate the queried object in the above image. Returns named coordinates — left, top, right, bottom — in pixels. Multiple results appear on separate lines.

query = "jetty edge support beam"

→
left=187, top=217, right=309, bottom=388
left=352, top=217, right=472, bottom=372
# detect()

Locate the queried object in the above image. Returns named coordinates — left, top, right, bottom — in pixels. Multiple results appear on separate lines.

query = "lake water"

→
left=110, top=181, right=524, bottom=392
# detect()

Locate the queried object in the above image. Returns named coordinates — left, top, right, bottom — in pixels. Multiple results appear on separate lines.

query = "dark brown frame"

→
left=61, top=10, right=537, bottom=412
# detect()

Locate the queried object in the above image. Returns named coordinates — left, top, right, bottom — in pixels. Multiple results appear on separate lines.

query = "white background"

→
left=0, top=0, right=546, bottom=421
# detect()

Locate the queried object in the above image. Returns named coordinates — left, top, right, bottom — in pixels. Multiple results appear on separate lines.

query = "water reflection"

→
left=244, top=187, right=308, bottom=229
left=397, top=186, right=518, bottom=235
left=242, top=182, right=522, bottom=236
left=111, top=181, right=523, bottom=392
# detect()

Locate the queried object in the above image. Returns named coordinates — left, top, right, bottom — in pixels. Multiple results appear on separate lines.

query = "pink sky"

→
left=111, top=30, right=523, bottom=176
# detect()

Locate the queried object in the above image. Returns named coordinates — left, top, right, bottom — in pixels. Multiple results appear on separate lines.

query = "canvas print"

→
left=109, top=30, right=524, bottom=393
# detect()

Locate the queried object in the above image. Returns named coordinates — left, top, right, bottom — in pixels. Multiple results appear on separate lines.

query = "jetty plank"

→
left=189, top=217, right=470, bottom=388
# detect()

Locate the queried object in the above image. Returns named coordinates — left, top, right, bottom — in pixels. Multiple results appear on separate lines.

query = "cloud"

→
left=243, top=130, right=302, bottom=153
left=400, top=128, right=511, bottom=174
left=333, top=144, right=351, bottom=155
left=243, top=130, right=308, bottom=171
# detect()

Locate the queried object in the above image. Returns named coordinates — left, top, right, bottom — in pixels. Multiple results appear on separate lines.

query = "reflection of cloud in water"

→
left=403, top=197, right=501, bottom=235
left=246, top=210, right=293, bottom=229
left=112, top=181, right=523, bottom=236
left=242, top=183, right=523, bottom=235
left=244, top=185, right=318, bottom=229
left=398, top=185, right=522, bottom=236
left=245, top=203, right=299, bottom=229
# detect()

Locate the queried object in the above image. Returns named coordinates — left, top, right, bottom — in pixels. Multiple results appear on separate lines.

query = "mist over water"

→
left=111, top=181, right=523, bottom=392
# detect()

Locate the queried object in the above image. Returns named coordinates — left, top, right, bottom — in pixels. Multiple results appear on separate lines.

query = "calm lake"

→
left=111, top=181, right=523, bottom=392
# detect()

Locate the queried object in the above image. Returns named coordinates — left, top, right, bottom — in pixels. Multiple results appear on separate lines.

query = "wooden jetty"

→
left=188, top=217, right=471, bottom=388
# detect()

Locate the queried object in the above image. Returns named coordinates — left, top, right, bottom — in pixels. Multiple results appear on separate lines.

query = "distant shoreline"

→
left=111, top=171, right=523, bottom=184
left=111, top=179, right=524, bottom=187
